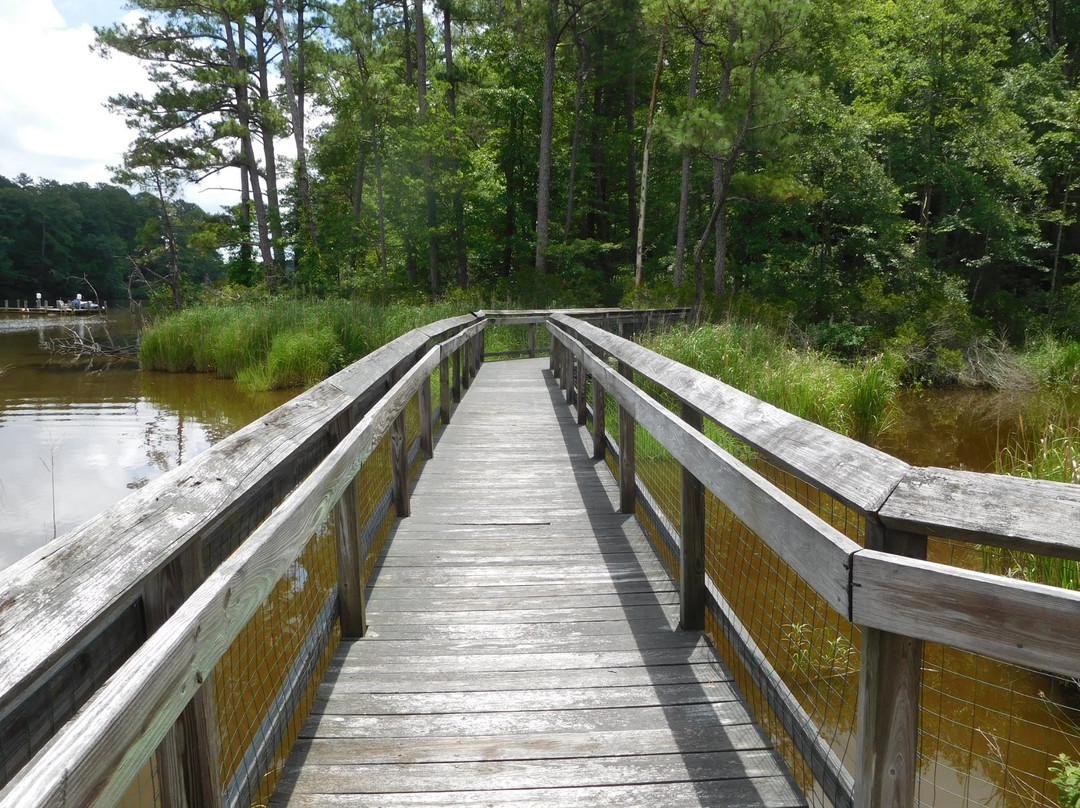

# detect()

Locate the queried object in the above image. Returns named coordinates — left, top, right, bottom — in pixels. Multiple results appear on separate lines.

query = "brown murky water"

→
left=0, top=312, right=294, bottom=570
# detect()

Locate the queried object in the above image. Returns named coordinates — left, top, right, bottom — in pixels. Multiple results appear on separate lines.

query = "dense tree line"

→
left=87, top=0, right=1080, bottom=355
left=0, top=175, right=223, bottom=307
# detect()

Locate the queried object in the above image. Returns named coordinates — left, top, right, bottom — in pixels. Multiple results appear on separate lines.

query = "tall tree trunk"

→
left=253, top=10, right=286, bottom=276
left=239, top=164, right=253, bottom=283
left=673, top=39, right=701, bottom=289
left=416, top=0, right=439, bottom=294
left=1053, top=183, right=1070, bottom=294
left=273, top=0, right=320, bottom=263
left=625, top=15, right=638, bottom=242
left=443, top=3, right=467, bottom=288
left=402, top=0, right=413, bottom=86
left=349, top=142, right=367, bottom=277
left=373, top=118, right=389, bottom=288
left=712, top=157, right=725, bottom=294
left=220, top=5, right=273, bottom=284
left=534, top=0, right=559, bottom=275
left=503, top=115, right=518, bottom=277
left=634, top=32, right=665, bottom=287
left=154, top=170, right=183, bottom=310
left=564, top=33, right=586, bottom=239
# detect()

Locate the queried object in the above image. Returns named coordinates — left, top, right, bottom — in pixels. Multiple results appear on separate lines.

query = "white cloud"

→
left=0, top=0, right=240, bottom=212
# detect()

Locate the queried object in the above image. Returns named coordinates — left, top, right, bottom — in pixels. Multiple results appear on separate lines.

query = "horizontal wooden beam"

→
left=851, top=549, right=1080, bottom=679
left=879, top=466, right=1080, bottom=559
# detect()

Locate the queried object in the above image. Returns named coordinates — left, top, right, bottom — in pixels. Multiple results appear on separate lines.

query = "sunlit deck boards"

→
left=270, top=357, right=806, bottom=808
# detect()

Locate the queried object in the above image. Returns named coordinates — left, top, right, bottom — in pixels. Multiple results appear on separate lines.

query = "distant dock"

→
left=0, top=300, right=106, bottom=316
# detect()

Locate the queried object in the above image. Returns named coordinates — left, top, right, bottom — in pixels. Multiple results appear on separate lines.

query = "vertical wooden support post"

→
left=452, top=346, right=462, bottom=403
left=855, top=524, right=926, bottom=808
left=440, top=354, right=451, bottom=425
left=618, top=360, right=635, bottom=514
left=144, top=545, right=223, bottom=808
left=679, top=403, right=706, bottom=630
left=419, top=371, right=434, bottom=460
left=576, top=359, right=588, bottom=425
left=331, top=410, right=367, bottom=638
left=390, top=373, right=411, bottom=518
left=528, top=323, right=537, bottom=358
left=592, top=372, right=606, bottom=460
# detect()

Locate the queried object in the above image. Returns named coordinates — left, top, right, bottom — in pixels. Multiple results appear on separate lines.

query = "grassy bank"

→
left=140, top=298, right=470, bottom=390
left=639, top=320, right=899, bottom=441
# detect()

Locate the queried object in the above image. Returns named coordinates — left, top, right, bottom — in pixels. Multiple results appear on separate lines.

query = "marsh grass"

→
left=639, top=321, right=899, bottom=441
left=991, top=417, right=1080, bottom=590
left=140, top=298, right=468, bottom=391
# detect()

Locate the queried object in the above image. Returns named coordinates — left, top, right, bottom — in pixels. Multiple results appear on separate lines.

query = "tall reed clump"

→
left=140, top=298, right=468, bottom=391
left=1019, top=334, right=1080, bottom=388
left=639, top=321, right=899, bottom=441
left=991, top=418, right=1080, bottom=590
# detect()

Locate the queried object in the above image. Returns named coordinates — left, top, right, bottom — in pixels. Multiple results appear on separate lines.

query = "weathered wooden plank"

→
left=274, top=749, right=791, bottom=794
left=550, top=314, right=907, bottom=515
left=365, top=590, right=680, bottom=613
left=289, top=723, right=769, bottom=765
left=269, top=776, right=805, bottom=808
left=315, top=681, right=742, bottom=716
left=851, top=548, right=1080, bottom=678
left=314, top=662, right=730, bottom=694
left=301, top=700, right=763, bottom=742
left=878, top=466, right=1080, bottom=557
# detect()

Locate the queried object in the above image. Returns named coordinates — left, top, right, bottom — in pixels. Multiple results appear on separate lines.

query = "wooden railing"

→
left=547, top=314, right=1080, bottom=808
left=4, top=306, right=1076, bottom=808
left=0, top=308, right=682, bottom=808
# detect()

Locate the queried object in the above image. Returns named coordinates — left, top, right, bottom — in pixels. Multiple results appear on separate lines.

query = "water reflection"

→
left=876, top=388, right=1080, bottom=472
left=0, top=313, right=293, bottom=570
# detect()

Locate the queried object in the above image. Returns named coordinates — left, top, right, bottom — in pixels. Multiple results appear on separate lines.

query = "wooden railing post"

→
left=440, top=354, right=452, bottom=424
left=855, top=524, right=926, bottom=808
left=560, top=346, right=570, bottom=395
left=144, top=545, right=223, bottom=808
left=331, top=411, right=367, bottom=638
left=618, top=360, right=635, bottom=514
left=452, top=345, right=462, bottom=403
left=528, top=322, right=537, bottom=358
left=462, top=340, right=472, bottom=391
left=576, top=360, right=588, bottom=426
left=592, top=358, right=606, bottom=460
left=419, top=370, right=434, bottom=460
left=391, top=371, right=411, bottom=518
left=679, top=403, right=706, bottom=630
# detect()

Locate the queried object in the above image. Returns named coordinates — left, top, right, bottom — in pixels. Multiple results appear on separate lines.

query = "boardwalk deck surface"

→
left=270, top=358, right=806, bottom=808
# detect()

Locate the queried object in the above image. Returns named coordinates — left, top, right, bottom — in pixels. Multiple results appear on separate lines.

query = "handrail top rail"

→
left=551, top=313, right=1080, bottom=560
left=549, top=318, right=1080, bottom=680
left=0, top=313, right=481, bottom=723
left=0, top=339, right=453, bottom=808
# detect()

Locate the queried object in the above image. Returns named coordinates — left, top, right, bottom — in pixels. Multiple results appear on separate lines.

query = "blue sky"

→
left=0, top=0, right=238, bottom=210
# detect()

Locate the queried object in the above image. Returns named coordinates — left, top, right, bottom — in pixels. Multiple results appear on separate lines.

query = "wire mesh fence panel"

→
left=213, top=522, right=340, bottom=808
left=911, top=538, right=1080, bottom=808
left=702, top=478, right=861, bottom=808
left=113, top=754, right=160, bottom=808
left=484, top=323, right=550, bottom=360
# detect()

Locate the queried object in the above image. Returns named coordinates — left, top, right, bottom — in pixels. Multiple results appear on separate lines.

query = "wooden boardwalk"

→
left=270, top=358, right=806, bottom=808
